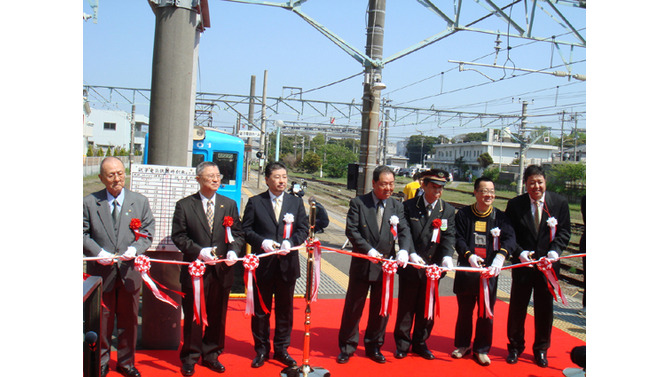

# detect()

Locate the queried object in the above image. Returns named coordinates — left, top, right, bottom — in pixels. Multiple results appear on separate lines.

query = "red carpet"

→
left=106, top=297, right=585, bottom=377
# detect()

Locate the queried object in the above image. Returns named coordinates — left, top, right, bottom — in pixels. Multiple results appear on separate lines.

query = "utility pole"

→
left=246, top=75, right=256, bottom=181
left=129, top=103, right=136, bottom=171
left=560, top=110, right=566, bottom=161
left=357, top=0, right=386, bottom=196
left=257, top=70, right=268, bottom=188
left=516, top=100, right=528, bottom=195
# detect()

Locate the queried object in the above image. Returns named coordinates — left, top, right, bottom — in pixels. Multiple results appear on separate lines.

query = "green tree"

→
left=477, top=152, right=494, bottom=168
left=323, top=144, right=357, bottom=178
left=481, top=166, right=500, bottom=181
left=545, top=163, right=586, bottom=194
left=405, top=134, right=439, bottom=164
left=300, top=150, right=322, bottom=173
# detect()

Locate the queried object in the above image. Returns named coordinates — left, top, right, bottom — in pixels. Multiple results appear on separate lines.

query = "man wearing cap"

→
left=402, top=171, right=423, bottom=201
left=393, top=169, right=456, bottom=361
left=451, top=177, right=515, bottom=366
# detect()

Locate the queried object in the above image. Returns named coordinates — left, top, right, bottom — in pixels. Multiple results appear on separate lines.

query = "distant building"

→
left=85, top=108, right=148, bottom=155
left=425, top=128, right=558, bottom=178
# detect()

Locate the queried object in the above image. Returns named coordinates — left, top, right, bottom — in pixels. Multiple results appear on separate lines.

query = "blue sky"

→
left=83, top=0, right=586, bottom=141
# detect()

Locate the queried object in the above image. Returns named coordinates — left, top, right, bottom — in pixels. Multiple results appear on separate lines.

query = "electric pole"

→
left=357, top=0, right=386, bottom=196
left=516, top=100, right=528, bottom=195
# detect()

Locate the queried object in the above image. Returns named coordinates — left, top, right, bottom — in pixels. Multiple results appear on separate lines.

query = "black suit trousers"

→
left=251, top=271, right=296, bottom=355
left=338, top=274, right=388, bottom=354
left=393, top=272, right=435, bottom=352
left=454, top=276, right=498, bottom=354
left=180, top=266, right=232, bottom=365
left=507, top=267, right=554, bottom=353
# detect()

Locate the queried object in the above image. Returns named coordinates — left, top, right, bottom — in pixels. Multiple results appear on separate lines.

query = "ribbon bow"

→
left=129, top=218, right=149, bottom=241
left=134, top=255, right=182, bottom=309
left=223, top=216, right=235, bottom=243
left=283, top=213, right=294, bottom=239
left=430, top=218, right=442, bottom=243
left=188, top=260, right=208, bottom=326
left=537, top=256, right=567, bottom=305
left=243, top=254, right=269, bottom=317
left=425, top=264, right=442, bottom=319
left=379, top=259, right=398, bottom=316
left=389, top=215, right=399, bottom=240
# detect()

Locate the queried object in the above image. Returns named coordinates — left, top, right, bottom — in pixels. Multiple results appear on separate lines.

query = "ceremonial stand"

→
left=281, top=202, right=330, bottom=377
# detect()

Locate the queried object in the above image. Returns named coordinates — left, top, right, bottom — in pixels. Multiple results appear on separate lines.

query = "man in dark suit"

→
left=84, top=157, right=155, bottom=377
left=393, top=169, right=456, bottom=361
left=241, top=162, right=309, bottom=369
left=504, top=165, right=571, bottom=368
left=337, top=165, right=412, bottom=365
left=172, top=161, right=245, bottom=376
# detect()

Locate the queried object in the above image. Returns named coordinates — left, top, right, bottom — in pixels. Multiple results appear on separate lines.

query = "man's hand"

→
left=97, top=249, right=114, bottom=265
left=278, top=240, right=292, bottom=256
left=396, top=249, right=409, bottom=268
left=118, top=246, right=137, bottom=261
left=198, top=247, right=217, bottom=262
left=225, top=251, right=238, bottom=266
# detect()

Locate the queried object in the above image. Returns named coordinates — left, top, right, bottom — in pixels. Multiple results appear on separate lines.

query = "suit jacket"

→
left=171, top=193, right=245, bottom=287
left=83, top=188, right=155, bottom=292
left=345, top=192, right=412, bottom=282
left=505, top=191, right=571, bottom=266
left=400, top=195, right=456, bottom=280
left=241, top=191, right=309, bottom=282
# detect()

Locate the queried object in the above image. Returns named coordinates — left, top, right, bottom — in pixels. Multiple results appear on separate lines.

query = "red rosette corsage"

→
left=223, top=216, right=235, bottom=243
left=430, top=218, right=442, bottom=243
left=129, top=218, right=149, bottom=241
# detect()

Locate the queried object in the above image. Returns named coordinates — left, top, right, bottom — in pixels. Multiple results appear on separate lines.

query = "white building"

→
left=85, top=108, right=148, bottom=154
left=426, top=128, right=558, bottom=178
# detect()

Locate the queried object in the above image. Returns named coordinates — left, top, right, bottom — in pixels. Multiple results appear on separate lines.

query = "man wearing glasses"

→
left=451, top=177, right=515, bottom=367
left=172, top=161, right=245, bottom=376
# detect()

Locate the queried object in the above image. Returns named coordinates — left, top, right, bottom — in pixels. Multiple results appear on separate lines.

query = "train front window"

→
left=213, top=152, right=237, bottom=185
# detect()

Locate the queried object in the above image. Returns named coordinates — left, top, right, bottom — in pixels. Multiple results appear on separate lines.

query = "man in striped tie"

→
left=172, top=161, right=245, bottom=376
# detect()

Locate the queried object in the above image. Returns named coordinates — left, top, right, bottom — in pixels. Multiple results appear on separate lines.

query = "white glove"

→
left=409, top=252, right=425, bottom=268
left=468, top=253, right=484, bottom=268
left=547, top=250, right=559, bottom=261
left=396, top=249, right=409, bottom=268
left=278, top=240, right=291, bottom=255
left=97, top=249, right=114, bottom=265
left=198, top=247, right=217, bottom=262
left=519, top=250, right=532, bottom=264
left=367, top=248, right=382, bottom=260
left=485, top=253, right=506, bottom=278
left=118, top=246, right=137, bottom=261
left=261, top=239, right=277, bottom=253
left=441, top=256, right=454, bottom=270
left=225, top=250, right=238, bottom=266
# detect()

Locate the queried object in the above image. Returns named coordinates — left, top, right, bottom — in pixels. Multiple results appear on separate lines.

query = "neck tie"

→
left=112, top=200, right=120, bottom=229
left=534, top=200, right=542, bottom=231
left=206, top=200, right=214, bottom=232
left=376, top=201, right=384, bottom=231
left=274, top=197, right=281, bottom=221
left=427, top=202, right=433, bottom=217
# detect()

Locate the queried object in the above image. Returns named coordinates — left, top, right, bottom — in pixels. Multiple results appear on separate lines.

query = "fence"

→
left=83, top=156, right=143, bottom=177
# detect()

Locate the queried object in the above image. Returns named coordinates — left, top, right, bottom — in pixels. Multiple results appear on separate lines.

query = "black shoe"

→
left=411, top=345, right=435, bottom=360
left=202, top=359, right=226, bottom=373
left=506, top=350, right=519, bottom=364
left=534, top=351, right=548, bottom=368
left=273, top=352, right=297, bottom=367
left=180, top=364, right=195, bottom=377
left=251, top=353, right=269, bottom=368
left=336, top=352, right=351, bottom=364
left=394, top=350, right=407, bottom=359
left=365, top=348, right=386, bottom=364
left=101, top=364, right=109, bottom=377
left=115, top=365, right=141, bottom=377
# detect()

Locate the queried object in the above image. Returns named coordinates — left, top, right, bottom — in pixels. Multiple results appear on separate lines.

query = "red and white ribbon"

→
left=379, top=260, right=398, bottom=316
left=129, top=218, right=150, bottom=241
left=424, top=264, right=442, bottom=319
left=490, top=227, right=501, bottom=251
left=135, top=255, right=182, bottom=309
left=430, top=219, right=442, bottom=243
left=547, top=217, right=557, bottom=242
left=243, top=254, right=269, bottom=317
left=283, top=213, right=294, bottom=239
left=537, top=257, right=567, bottom=305
left=223, top=216, right=235, bottom=243
left=309, top=239, right=322, bottom=302
left=478, top=276, right=494, bottom=319
left=188, top=260, right=208, bottom=327
left=389, top=215, right=399, bottom=241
